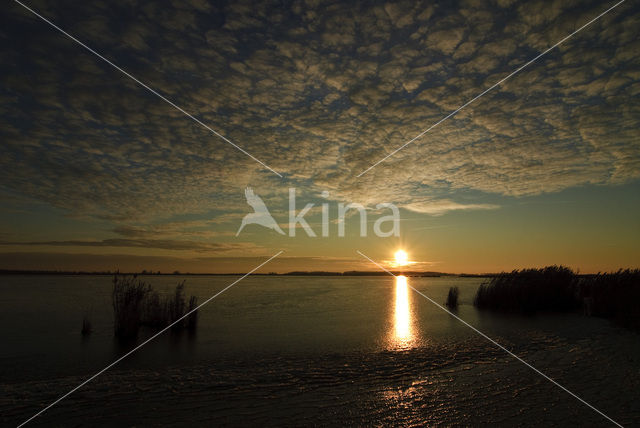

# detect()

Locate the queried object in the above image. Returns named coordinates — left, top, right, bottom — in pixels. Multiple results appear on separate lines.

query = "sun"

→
left=394, top=250, right=409, bottom=267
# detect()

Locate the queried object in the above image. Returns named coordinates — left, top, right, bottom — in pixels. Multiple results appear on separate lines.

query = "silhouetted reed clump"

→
left=580, top=269, right=640, bottom=329
left=112, top=274, right=199, bottom=339
left=474, top=266, right=579, bottom=314
left=112, top=275, right=151, bottom=339
left=186, top=295, right=198, bottom=331
left=445, top=286, right=459, bottom=309
left=81, top=314, right=92, bottom=336
left=474, top=267, right=640, bottom=329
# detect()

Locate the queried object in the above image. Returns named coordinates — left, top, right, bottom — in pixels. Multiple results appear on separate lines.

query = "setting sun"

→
left=394, top=250, right=409, bottom=267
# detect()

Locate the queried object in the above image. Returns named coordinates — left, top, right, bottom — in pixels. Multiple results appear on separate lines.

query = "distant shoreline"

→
left=0, top=269, right=493, bottom=278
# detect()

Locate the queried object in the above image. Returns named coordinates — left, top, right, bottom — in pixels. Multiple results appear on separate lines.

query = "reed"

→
left=81, top=314, right=92, bottom=336
left=112, top=274, right=199, bottom=339
left=474, top=266, right=640, bottom=329
left=186, top=295, right=198, bottom=331
left=142, top=290, right=169, bottom=328
left=167, top=282, right=187, bottom=329
left=445, top=286, right=459, bottom=309
left=580, top=269, right=640, bottom=329
left=112, top=275, right=150, bottom=339
left=474, top=266, right=578, bottom=314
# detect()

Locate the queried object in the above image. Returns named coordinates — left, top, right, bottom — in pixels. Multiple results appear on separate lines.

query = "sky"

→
left=0, top=0, right=639, bottom=273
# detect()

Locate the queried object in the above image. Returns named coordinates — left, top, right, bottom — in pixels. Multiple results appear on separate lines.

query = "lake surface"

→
left=1, top=275, right=639, bottom=426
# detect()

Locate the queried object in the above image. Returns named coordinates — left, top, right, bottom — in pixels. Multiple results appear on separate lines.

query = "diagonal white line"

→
left=356, top=0, right=626, bottom=177
left=12, top=0, right=283, bottom=178
left=18, top=250, right=284, bottom=427
left=356, top=250, right=623, bottom=427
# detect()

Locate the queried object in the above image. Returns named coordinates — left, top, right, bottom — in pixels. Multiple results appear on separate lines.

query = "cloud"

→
left=0, top=252, right=375, bottom=273
left=403, top=200, right=500, bottom=216
left=0, top=239, right=258, bottom=253
left=0, top=0, right=638, bottom=246
left=111, top=220, right=236, bottom=239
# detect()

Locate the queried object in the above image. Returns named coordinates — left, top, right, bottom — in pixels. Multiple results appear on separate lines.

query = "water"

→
left=1, top=275, right=639, bottom=426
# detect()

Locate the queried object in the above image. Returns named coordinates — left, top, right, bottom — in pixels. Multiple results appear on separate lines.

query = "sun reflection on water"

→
left=391, top=275, right=417, bottom=349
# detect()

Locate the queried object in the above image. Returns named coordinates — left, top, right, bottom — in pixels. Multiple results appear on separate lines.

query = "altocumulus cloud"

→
left=0, top=0, right=638, bottom=241
left=0, top=238, right=258, bottom=253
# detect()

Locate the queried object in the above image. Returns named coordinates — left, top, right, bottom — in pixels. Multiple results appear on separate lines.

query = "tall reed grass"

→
left=474, top=266, right=578, bottom=314
left=112, top=274, right=199, bottom=339
left=112, top=275, right=151, bottom=339
left=81, top=314, right=92, bottom=336
left=474, top=266, right=640, bottom=329
left=445, top=286, right=459, bottom=309
left=580, top=269, right=640, bottom=329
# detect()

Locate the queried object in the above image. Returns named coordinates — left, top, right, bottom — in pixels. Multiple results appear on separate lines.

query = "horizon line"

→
left=1, top=267, right=637, bottom=277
